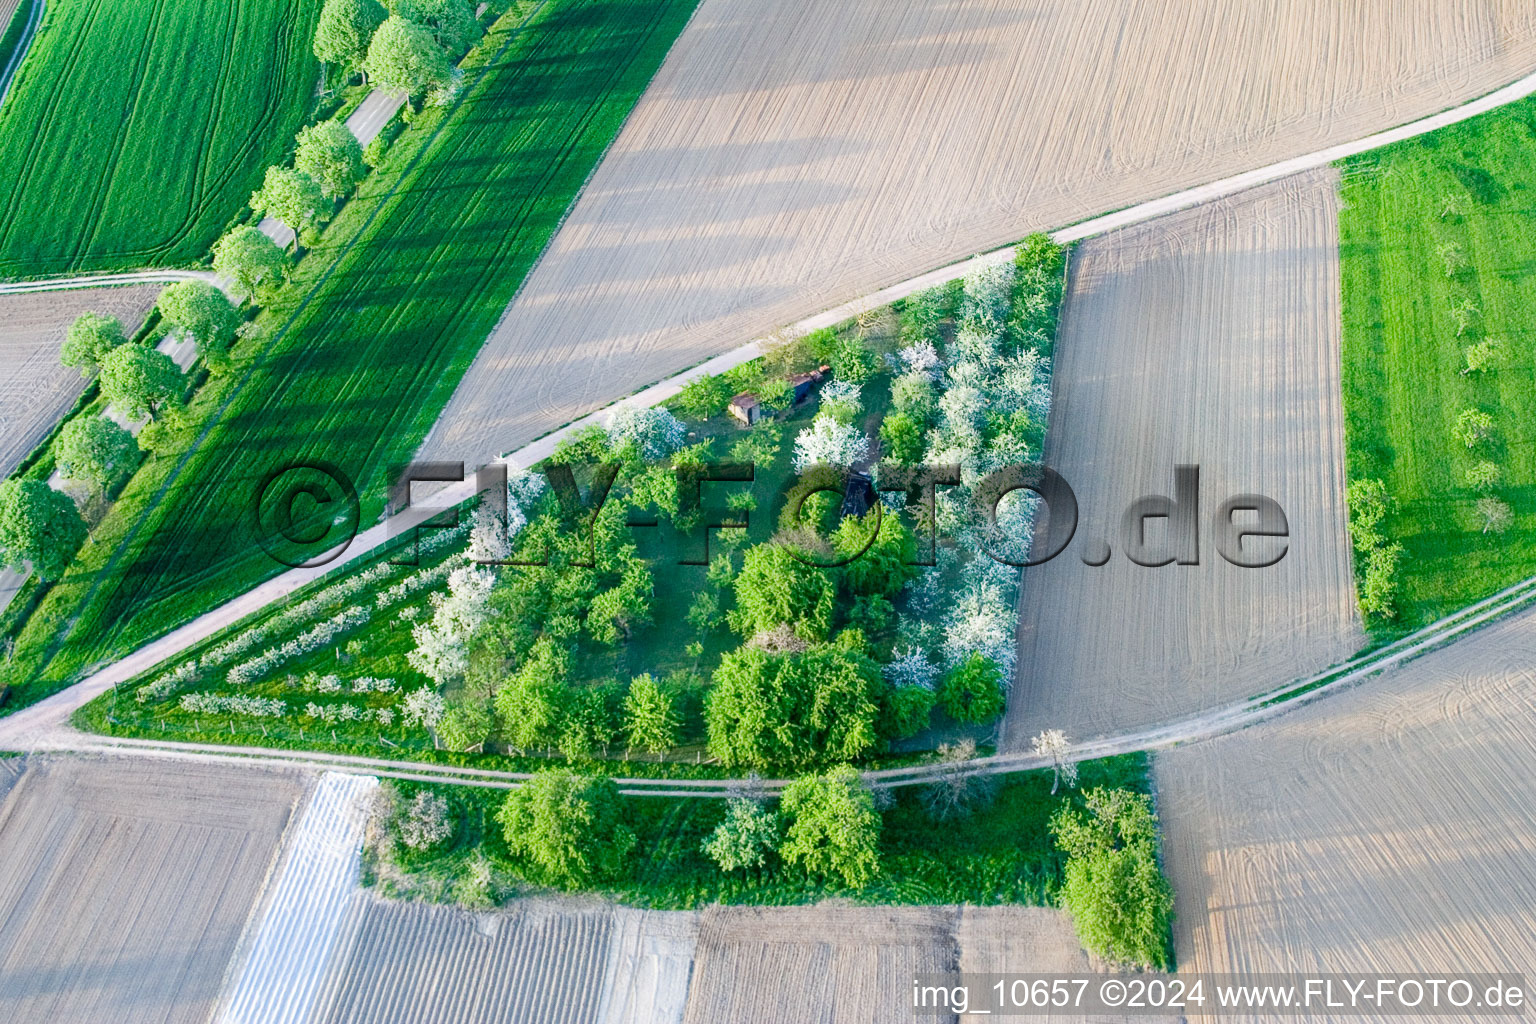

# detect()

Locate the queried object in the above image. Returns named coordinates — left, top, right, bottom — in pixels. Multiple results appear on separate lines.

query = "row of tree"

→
left=314, top=0, right=480, bottom=99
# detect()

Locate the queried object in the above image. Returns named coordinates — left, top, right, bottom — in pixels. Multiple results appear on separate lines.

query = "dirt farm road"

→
left=14, top=567, right=1536, bottom=797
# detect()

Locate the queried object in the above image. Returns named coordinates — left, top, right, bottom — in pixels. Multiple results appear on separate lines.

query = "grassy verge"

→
left=2, top=0, right=699, bottom=707
left=1339, top=98, right=1536, bottom=632
left=0, top=0, right=36, bottom=92
left=0, top=0, right=324, bottom=276
left=368, top=754, right=1151, bottom=909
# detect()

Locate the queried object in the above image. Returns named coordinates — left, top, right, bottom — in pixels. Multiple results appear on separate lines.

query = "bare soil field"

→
left=0, top=755, right=302, bottom=1024
left=423, top=0, right=1536, bottom=465
left=680, top=905, right=957, bottom=1024
left=1156, top=604, right=1536, bottom=1007
left=1002, top=169, right=1363, bottom=748
left=311, top=897, right=630, bottom=1024
left=0, top=284, right=160, bottom=476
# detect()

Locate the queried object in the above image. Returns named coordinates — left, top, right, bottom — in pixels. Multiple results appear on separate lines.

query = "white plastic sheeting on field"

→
left=216, top=771, right=378, bottom=1024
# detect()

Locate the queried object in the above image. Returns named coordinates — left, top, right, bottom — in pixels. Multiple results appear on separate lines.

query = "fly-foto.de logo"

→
left=372, top=461, right=1289, bottom=571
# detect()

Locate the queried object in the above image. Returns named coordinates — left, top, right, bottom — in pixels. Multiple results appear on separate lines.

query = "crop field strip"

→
left=1156, top=601, right=1536, bottom=1014
left=1003, top=169, right=1363, bottom=748
left=311, top=897, right=621, bottom=1024
left=2, top=0, right=701, bottom=707
left=1338, top=97, right=1536, bottom=629
left=424, top=0, right=1536, bottom=467
left=217, top=772, right=377, bottom=1024
left=0, top=283, right=159, bottom=476
left=0, top=0, right=323, bottom=277
left=0, top=755, right=302, bottom=1024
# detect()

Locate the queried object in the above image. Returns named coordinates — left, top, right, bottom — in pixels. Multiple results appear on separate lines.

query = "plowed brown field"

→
left=0, top=756, right=301, bottom=1024
left=1156, top=603, right=1536, bottom=1014
left=0, top=285, right=160, bottom=476
left=1004, top=169, right=1363, bottom=748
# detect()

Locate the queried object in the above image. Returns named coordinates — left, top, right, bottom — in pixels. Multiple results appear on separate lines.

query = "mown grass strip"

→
left=1339, top=98, right=1536, bottom=632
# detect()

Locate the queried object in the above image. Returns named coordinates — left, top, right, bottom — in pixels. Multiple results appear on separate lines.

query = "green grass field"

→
left=0, top=0, right=323, bottom=277
left=1339, top=99, right=1536, bottom=631
left=370, top=754, right=1152, bottom=909
left=0, top=0, right=699, bottom=708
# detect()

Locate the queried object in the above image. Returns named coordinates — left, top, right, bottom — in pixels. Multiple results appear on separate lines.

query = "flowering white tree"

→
left=408, top=565, right=495, bottom=684
left=896, top=341, right=942, bottom=376
left=939, top=383, right=986, bottom=439
left=991, top=349, right=1051, bottom=418
left=960, top=262, right=1015, bottom=332
left=609, top=406, right=687, bottom=460
left=818, top=379, right=863, bottom=423
left=402, top=686, right=446, bottom=728
left=1031, top=728, right=1078, bottom=794
left=882, top=645, right=939, bottom=689
left=468, top=502, right=510, bottom=562
left=942, top=581, right=1016, bottom=674
left=792, top=414, right=870, bottom=472
left=399, top=791, right=454, bottom=849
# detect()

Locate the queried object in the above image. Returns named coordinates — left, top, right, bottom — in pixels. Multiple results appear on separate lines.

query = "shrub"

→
left=937, top=652, right=1005, bottom=723
left=1050, top=788, right=1174, bottom=969
left=677, top=374, right=731, bottom=420
left=702, top=797, right=781, bottom=872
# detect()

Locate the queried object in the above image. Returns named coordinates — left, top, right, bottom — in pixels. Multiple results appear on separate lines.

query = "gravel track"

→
left=1156, top=601, right=1536, bottom=1013
left=423, top=0, right=1536, bottom=467
left=0, top=755, right=302, bottom=1024
left=1004, top=168, right=1363, bottom=748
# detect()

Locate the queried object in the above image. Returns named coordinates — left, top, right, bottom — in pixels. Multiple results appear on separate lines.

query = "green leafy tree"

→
left=313, top=0, right=387, bottom=70
left=586, top=563, right=653, bottom=644
left=706, top=634, right=882, bottom=770
left=364, top=15, right=453, bottom=96
left=623, top=673, right=681, bottom=753
left=729, top=542, right=837, bottom=641
left=556, top=685, right=618, bottom=760
left=493, top=637, right=569, bottom=751
left=155, top=280, right=242, bottom=355
left=212, top=226, right=289, bottom=300
left=830, top=335, right=878, bottom=383
left=496, top=771, right=635, bottom=888
left=250, top=166, right=328, bottom=242
left=437, top=700, right=494, bottom=751
left=0, top=479, right=86, bottom=579
left=880, top=683, right=935, bottom=741
left=703, top=797, right=781, bottom=872
left=878, top=411, right=925, bottom=465
left=677, top=374, right=730, bottom=419
left=60, top=312, right=126, bottom=377
left=1453, top=408, right=1494, bottom=449
left=938, top=653, right=1005, bottom=724
left=780, top=765, right=881, bottom=888
left=54, top=416, right=138, bottom=493
left=834, top=512, right=918, bottom=598
left=295, top=120, right=367, bottom=199
left=98, top=344, right=184, bottom=421
left=398, top=0, right=480, bottom=53
left=1050, top=788, right=1174, bottom=969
